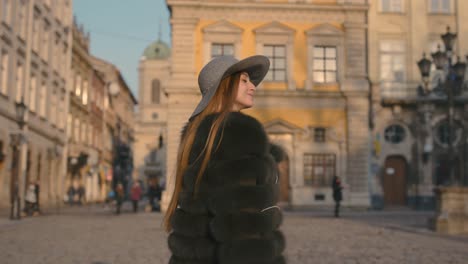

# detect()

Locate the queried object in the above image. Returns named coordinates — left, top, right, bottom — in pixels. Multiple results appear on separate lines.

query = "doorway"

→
left=383, top=156, right=407, bottom=206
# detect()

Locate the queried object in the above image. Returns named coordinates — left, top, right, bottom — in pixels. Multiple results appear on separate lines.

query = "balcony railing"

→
left=380, top=82, right=419, bottom=99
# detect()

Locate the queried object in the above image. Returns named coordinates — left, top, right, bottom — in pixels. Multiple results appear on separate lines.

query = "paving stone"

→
left=0, top=205, right=467, bottom=263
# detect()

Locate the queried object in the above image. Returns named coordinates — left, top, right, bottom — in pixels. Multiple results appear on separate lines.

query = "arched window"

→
left=152, top=79, right=160, bottom=104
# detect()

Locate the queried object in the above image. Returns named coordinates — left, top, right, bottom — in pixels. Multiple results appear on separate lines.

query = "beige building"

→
left=66, top=21, right=108, bottom=203
left=90, top=55, right=138, bottom=194
left=161, top=0, right=371, bottom=211
left=369, top=0, right=468, bottom=209
left=0, top=0, right=73, bottom=211
left=134, top=40, right=170, bottom=189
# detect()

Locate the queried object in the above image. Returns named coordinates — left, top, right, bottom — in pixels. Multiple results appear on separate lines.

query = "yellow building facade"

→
left=162, top=0, right=370, bottom=210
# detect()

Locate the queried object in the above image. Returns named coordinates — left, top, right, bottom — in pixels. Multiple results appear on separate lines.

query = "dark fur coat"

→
left=168, top=112, right=286, bottom=264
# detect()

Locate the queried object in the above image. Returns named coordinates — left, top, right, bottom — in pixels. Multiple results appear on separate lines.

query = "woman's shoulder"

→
left=199, top=112, right=263, bottom=132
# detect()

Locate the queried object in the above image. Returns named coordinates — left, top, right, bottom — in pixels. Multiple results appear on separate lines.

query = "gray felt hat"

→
left=190, top=55, right=270, bottom=120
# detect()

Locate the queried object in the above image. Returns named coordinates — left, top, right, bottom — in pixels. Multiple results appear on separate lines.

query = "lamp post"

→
left=10, top=97, right=27, bottom=220
left=416, top=26, right=467, bottom=186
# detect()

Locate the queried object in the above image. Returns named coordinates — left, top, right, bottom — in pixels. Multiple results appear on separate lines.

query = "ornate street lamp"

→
left=416, top=26, right=468, bottom=186
left=417, top=53, right=432, bottom=92
left=441, top=26, right=457, bottom=53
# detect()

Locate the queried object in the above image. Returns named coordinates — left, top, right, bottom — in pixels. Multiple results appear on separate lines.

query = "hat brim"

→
left=190, top=55, right=270, bottom=120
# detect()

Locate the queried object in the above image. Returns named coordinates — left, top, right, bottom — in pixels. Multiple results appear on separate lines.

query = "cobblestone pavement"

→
left=0, top=204, right=467, bottom=264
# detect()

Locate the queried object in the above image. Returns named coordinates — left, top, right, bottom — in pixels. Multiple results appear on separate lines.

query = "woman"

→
left=165, top=55, right=285, bottom=264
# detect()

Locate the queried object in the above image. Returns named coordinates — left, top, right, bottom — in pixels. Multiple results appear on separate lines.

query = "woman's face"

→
left=233, top=72, right=255, bottom=111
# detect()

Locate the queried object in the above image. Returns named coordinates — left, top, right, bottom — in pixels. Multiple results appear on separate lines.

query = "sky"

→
left=73, top=0, right=171, bottom=98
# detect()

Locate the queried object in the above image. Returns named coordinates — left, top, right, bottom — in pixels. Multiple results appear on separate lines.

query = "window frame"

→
left=384, top=124, right=406, bottom=144
left=428, top=0, right=452, bottom=14
left=254, top=21, right=295, bottom=90
left=313, top=46, right=338, bottom=84
left=263, top=44, right=287, bottom=82
left=305, top=24, right=344, bottom=90
left=303, top=153, right=336, bottom=187
left=0, top=49, right=9, bottom=96
left=379, top=39, right=407, bottom=93
left=202, top=20, right=243, bottom=65
left=380, top=0, right=404, bottom=13
left=151, top=79, right=161, bottom=104
left=29, top=74, right=37, bottom=113
left=210, top=43, right=235, bottom=59
left=2, top=0, right=12, bottom=26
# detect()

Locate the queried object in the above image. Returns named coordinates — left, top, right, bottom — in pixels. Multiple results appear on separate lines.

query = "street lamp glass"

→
left=431, top=47, right=448, bottom=70
left=453, top=58, right=467, bottom=81
left=441, top=26, right=457, bottom=53
left=417, top=53, right=432, bottom=78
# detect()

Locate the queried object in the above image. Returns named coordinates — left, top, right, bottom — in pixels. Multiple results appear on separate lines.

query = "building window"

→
left=32, top=15, right=40, bottom=53
left=429, top=0, right=451, bottom=13
left=0, top=50, right=9, bottom=95
left=264, top=45, right=286, bottom=82
left=15, top=63, right=23, bottom=102
left=314, top=127, right=326, bottom=143
left=81, top=122, right=86, bottom=144
left=67, top=114, right=72, bottom=140
left=2, top=0, right=12, bottom=25
left=152, top=112, right=158, bottom=120
left=313, top=46, right=337, bottom=83
left=384, top=124, right=406, bottom=144
left=435, top=120, right=462, bottom=147
left=58, top=90, right=66, bottom=129
left=303, top=153, right=336, bottom=187
left=380, top=0, right=403, bottom=13
left=53, top=34, right=60, bottom=72
left=50, top=88, right=57, bottom=126
left=380, top=40, right=406, bottom=90
left=29, top=75, right=37, bottom=112
left=211, top=43, right=234, bottom=59
left=74, top=118, right=80, bottom=142
left=17, top=2, right=27, bottom=39
left=39, top=81, right=46, bottom=117
left=42, top=21, right=50, bottom=60
left=82, top=80, right=88, bottom=105
left=152, top=79, right=160, bottom=104
left=75, top=74, right=81, bottom=97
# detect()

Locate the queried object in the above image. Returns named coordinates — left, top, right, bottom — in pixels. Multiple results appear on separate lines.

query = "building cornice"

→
left=167, top=1, right=369, bottom=12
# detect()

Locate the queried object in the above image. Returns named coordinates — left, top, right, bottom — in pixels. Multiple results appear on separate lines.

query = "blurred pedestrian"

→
left=332, top=175, right=343, bottom=217
left=77, top=185, right=85, bottom=205
left=115, top=183, right=124, bottom=215
left=34, top=180, right=40, bottom=213
left=23, top=182, right=37, bottom=216
left=130, top=181, right=142, bottom=213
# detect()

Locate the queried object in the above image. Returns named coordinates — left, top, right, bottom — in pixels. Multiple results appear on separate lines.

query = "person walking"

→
left=130, top=181, right=142, bottom=213
left=115, top=183, right=124, bottom=215
left=164, top=55, right=285, bottom=263
left=332, top=175, right=343, bottom=218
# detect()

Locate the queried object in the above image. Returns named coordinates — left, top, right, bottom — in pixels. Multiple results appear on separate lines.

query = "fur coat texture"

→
left=168, top=112, right=285, bottom=264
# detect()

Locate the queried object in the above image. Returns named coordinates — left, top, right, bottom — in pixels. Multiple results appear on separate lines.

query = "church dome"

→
left=142, top=40, right=171, bottom=60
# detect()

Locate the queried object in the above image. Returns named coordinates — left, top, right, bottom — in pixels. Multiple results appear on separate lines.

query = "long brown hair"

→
left=164, top=72, right=242, bottom=231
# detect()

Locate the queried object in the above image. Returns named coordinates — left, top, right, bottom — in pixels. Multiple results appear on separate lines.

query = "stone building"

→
left=0, top=0, right=73, bottom=211
left=134, top=39, right=170, bottom=190
left=369, top=0, right=468, bottom=210
left=90, top=56, right=138, bottom=195
left=161, top=0, right=370, bottom=210
left=66, top=21, right=96, bottom=203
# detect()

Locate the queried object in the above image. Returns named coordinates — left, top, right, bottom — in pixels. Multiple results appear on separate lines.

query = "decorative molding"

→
left=254, top=21, right=295, bottom=90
